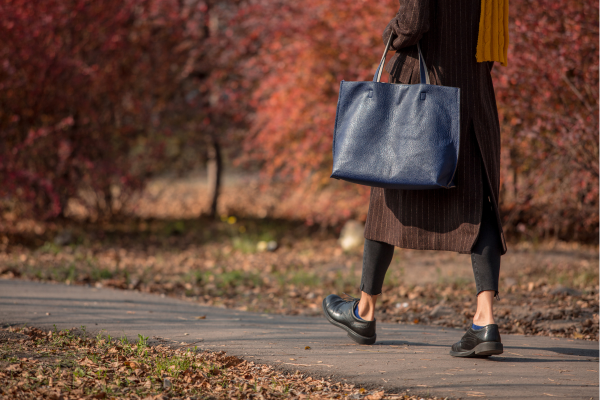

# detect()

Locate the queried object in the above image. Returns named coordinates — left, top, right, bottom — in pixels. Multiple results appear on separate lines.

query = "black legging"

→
left=359, top=165, right=502, bottom=297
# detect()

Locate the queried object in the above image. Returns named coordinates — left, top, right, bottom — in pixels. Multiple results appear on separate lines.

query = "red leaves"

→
left=492, top=1, right=598, bottom=240
left=0, top=0, right=231, bottom=220
left=221, top=0, right=397, bottom=183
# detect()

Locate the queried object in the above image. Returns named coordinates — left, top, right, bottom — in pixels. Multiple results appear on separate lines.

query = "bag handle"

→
left=373, top=33, right=430, bottom=85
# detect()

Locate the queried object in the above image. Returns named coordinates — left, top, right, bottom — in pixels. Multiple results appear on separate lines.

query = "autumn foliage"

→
left=494, top=0, right=599, bottom=241
left=0, top=0, right=598, bottom=241
left=0, top=0, right=236, bottom=219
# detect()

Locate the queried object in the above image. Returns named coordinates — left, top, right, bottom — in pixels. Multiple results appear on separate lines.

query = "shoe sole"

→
left=322, top=298, right=376, bottom=345
left=449, top=341, right=504, bottom=358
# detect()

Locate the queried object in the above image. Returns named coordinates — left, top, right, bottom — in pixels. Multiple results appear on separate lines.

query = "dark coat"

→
left=364, top=0, right=507, bottom=255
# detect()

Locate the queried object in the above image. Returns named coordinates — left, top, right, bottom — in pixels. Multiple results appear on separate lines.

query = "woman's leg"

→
left=322, top=238, right=393, bottom=345
left=357, top=239, right=395, bottom=320
left=470, top=170, right=502, bottom=326
left=450, top=170, right=504, bottom=357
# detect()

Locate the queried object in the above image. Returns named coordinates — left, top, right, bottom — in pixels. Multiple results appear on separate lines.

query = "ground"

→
left=1, top=216, right=598, bottom=342
left=2, top=279, right=598, bottom=400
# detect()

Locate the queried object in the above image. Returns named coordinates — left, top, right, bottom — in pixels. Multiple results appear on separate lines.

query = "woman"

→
left=323, top=0, right=509, bottom=357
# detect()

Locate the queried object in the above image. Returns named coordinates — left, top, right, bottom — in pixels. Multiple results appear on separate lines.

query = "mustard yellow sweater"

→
left=477, top=0, right=509, bottom=66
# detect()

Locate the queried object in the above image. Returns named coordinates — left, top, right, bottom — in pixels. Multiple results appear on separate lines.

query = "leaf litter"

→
left=0, top=326, right=442, bottom=400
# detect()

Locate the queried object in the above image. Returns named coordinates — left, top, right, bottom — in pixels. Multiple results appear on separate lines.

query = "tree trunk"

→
left=206, top=137, right=222, bottom=219
left=510, top=148, right=518, bottom=201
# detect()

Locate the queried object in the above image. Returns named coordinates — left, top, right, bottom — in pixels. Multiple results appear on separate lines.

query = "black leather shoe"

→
left=450, top=324, right=503, bottom=357
left=322, top=294, right=376, bottom=345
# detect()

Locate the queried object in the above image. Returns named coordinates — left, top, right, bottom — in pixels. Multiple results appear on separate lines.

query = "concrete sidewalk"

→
left=0, top=279, right=597, bottom=399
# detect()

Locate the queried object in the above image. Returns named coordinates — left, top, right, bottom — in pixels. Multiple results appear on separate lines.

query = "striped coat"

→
left=364, top=0, right=507, bottom=254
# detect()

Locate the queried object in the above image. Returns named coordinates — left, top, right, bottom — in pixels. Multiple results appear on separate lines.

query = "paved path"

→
left=1, top=280, right=597, bottom=399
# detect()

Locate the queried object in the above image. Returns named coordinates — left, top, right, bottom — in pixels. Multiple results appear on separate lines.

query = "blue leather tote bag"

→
left=331, top=34, right=460, bottom=190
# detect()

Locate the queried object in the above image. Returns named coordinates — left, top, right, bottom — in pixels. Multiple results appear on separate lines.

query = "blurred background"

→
left=0, top=0, right=598, bottom=340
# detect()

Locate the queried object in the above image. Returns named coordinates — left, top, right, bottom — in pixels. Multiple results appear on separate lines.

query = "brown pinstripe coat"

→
left=364, top=0, right=507, bottom=254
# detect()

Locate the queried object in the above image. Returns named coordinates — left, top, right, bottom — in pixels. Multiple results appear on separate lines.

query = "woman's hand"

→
left=381, top=0, right=431, bottom=51
left=382, top=13, right=400, bottom=50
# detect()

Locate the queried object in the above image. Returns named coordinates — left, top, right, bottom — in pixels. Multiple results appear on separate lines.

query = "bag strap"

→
left=373, top=34, right=430, bottom=85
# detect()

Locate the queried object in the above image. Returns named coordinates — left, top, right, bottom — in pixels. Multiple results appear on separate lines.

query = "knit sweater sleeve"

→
left=382, top=0, right=431, bottom=51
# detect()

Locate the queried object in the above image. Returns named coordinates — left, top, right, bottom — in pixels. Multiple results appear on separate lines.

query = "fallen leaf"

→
left=466, top=392, right=485, bottom=397
left=305, top=346, right=311, bottom=350
left=80, top=357, right=97, bottom=366
left=366, top=390, right=385, bottom=400
left=195, top=316, right=206, bottom=320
